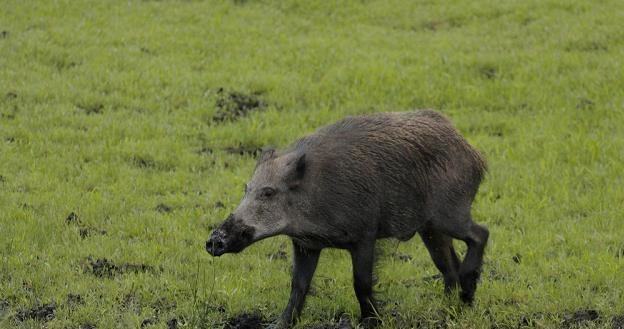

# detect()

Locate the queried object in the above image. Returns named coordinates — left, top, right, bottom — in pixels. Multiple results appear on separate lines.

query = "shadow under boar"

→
left=206, top=110, right=489, bottom=328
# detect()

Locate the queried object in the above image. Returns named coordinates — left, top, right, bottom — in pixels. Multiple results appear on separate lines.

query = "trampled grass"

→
left=1, top=0, right=623, bottom=328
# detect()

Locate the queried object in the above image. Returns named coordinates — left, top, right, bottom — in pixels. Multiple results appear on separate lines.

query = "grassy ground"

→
left=1, top=0, right=624, bottom=328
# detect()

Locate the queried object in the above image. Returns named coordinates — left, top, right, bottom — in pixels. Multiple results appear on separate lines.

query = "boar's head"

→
left=206, top=148, right=307, bottom=256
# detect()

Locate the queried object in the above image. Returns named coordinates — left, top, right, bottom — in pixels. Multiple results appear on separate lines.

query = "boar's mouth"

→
left=206, top=216, right=256, bottom=256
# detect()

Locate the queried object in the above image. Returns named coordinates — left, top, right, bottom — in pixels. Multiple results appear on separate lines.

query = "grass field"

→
left=1, top=0, right=624, bottom=328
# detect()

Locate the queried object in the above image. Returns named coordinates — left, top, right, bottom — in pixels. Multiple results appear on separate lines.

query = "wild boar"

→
left=206, top=110, right=489, bottom=328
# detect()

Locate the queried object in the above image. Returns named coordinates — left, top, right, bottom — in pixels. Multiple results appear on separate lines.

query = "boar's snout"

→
left=206, top=229, right=228, bottom=256
left=205, top=214, right=256, bottom=257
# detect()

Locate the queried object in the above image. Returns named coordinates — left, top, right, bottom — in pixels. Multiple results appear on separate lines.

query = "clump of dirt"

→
left=15, top=303, right=55, bottom=322
left=562, top=310, right=599, bottom=328
left=86, top=258, right=118, bottom=277
left=391, top=252, right=413, bottom=262
left=213, top=88, right=266, bottom=122
left=224, top=312, right=264, bottom=329
left=140, top=317, right=155, bottom=327
left=66, top=212, right=81, bottom=224
left=156, top=203, right=173, bottom=213
left=612, top=315, right=624, bottom=329
left=167, top=318, right=179, bottom=329
left=83, top=257, right=155, bottom=278
left=223, top=145, right=262, bottom=157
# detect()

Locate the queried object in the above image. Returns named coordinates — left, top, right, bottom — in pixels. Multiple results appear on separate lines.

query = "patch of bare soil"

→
left=15, top=303, right=55, bottom=322
left=213, top=88, right=265, bottom=122
left=83, top=257, right=155, bottom=278
left=225, top=312, right=265, bottom=329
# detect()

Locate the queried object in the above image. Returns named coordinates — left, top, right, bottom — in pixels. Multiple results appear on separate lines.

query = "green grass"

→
left=1, top=0, right=623, bottom=328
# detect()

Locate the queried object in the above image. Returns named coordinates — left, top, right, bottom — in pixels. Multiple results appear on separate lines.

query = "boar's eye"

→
left=259, top=187, right=277, bottom=199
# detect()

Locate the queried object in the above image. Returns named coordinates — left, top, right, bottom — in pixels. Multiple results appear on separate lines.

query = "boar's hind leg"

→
left=438, top=220, right=489, bottom=304
left=280, top=242, right=320, bottom=326
left=349, top=241, right=380, bottom=328
left=419, top=227, right=460, bottom=294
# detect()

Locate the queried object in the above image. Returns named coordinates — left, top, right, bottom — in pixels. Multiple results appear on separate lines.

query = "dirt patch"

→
left=15, top=303, right=55, bottom=322
left=66, top=212, right=81, bottom=224
left=140, top=317, right=156, bottom=327
left=83, top=257, right=155, bottom=278
left=224, top=312, right=264, bottom=329
left=223, top=145, right=262, bottom=157
left=213, top=88, right=266, bottom=122
left=80, top=323, right=97, bottom=329
left=167, top=318, right=179, bottom=329
left=613, top=315, right=624, bottom=329
left=156, top=203, right=173, bottom=213
left=562, top=310, right=599, bottom=328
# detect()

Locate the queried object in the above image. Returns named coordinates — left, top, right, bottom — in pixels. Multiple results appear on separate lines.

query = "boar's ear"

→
left=256, top=147, right=276, bottom=167
left=286, top=152, right=306, bottom=188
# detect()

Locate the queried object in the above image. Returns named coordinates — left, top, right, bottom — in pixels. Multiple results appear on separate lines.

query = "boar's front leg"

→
left=279, top=241, right=320, bottom=327
left=349, top=240, right=380, bottom=328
